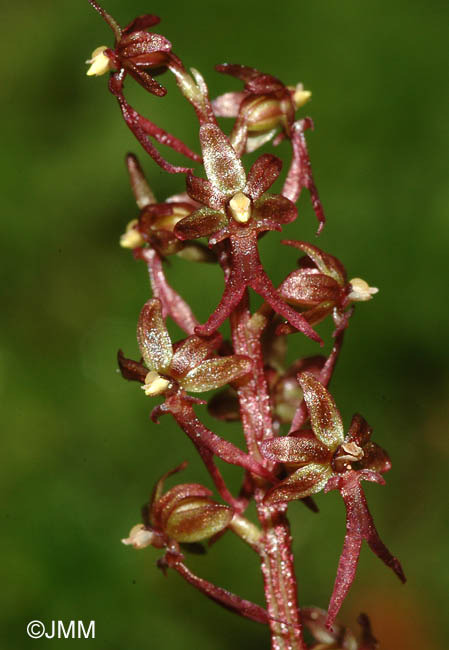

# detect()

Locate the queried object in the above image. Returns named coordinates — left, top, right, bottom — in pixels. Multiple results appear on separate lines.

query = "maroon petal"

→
left=200, top=124, right=246, bottom=195
left=123, top=14, right=161, bottom=34
left=245, top=154, right=283, bottom=200
left=143, top=248, right=198, bottom=335
left=215, top=63, right=261, bottom=83
left=260, top=432, right=331, bottom=465
left=264, top=463, right=333, bottom=504
left=174, top=207, right=228, bottom=241
left=359, top=441, right=392, bottom=474
left=298, top=372, right=344, bottom=450
left=171, top=560, right=269, bottom=624
left=194, top=267, right=247, bottom=337
left=280, top=269, right=341, bottom=306
left=212, top=91, right=245, bottom=118
left=282, top=118, right=326, bottom=234
left=117, top=349, right=147, bottom=383
left=325, top=471, right=406, bottom=628
left=137, top=298, right=173, bottom=371
left=346, top=413, right=373, bottom=446
left=253, top=194, right=297, bottom=226
left=186, top=173, right=226, bottom=210
left=149, top=461, right=188, bottom=521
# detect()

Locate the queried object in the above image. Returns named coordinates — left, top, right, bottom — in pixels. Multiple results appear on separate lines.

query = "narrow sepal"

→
left=264, top=463, right=333, bottom=504
left=149, top=461, right=188, bottom=519
left=182, top=356, right=251, bottom=392
left=137, top=298, right=173, bottom=371
left=260, top=432, right=331, bottom=465
left=298, top=372, right=344, bottom=450
left=174, top=207, right=227, bottom=241
left=126, top=153, right=156, bottom=208
left=245, top=154, right=282, bottom=200
left=200, top=124, right=246, bottom=194
left=123, top=15, right=161, bottom=34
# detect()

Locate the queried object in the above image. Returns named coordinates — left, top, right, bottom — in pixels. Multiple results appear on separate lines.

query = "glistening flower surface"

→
left=87, top=3, right=405, bottom=649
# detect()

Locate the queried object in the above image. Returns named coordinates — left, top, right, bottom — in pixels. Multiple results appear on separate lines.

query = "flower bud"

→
left=164, top=497, right=233, bottom=543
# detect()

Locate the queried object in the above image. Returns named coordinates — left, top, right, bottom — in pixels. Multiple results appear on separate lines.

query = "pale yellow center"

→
left=86, top=46, right=111, bottom=77
left=229, top=192, right=251, bottom=224
left=122, top=524, right=155, bottom=549
left=120, top=219, right=145, bottom=249
left=348, top=277, right=379, bottom=302
left=141, top=371, right=171, bottom=397
left=288, top=83, right=312, bottom=109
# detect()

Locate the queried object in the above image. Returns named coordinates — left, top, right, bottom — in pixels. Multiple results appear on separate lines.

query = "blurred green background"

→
left=2, top=0, right=448, bottom=648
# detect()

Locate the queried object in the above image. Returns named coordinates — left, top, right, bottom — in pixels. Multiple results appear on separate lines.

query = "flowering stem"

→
left=229, top=292, right=305, bottom=649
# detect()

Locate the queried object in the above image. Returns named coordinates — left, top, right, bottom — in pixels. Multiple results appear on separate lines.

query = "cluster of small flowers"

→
left=87, top=2, right=404, bottom=647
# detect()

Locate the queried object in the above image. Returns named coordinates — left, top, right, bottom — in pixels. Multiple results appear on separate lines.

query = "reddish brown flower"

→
left=174, top=124, right=322, bottom=343
left=279, top=240, right=378, bottom=336
left=260, top=373, right=404, bottom=626
left=212, top=64, right=311, bottom=155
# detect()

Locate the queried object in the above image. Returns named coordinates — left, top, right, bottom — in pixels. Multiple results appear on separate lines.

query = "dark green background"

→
left=3, top=0, right=448, bottom=648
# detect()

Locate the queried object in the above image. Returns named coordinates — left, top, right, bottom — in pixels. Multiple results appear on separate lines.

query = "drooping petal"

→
left=325, top=471, right=406, bottom=628
left=143, top=248, right=198, bottom=335
left=117, top=349, right=148, bottom=383
left=259, top=432, right=331, bottom=465
left=215, top=63, right=261, bottom=83
left=182, top=356, right=251, bottom=392
left=165, top=501, right=233, bottom=542
left=170, top=334, right=219, bottom=379
left=264, top=463, right=333, bottom=504
left=253, top=194, right=297, bottom=227
left=174, top=207, right=228, bottom=241
left=199, top=124, right=246, bottom=194
left=281, top=118, right=326, bottom=234
left=283, top=240, right=346, bottom=286
left=212, top=91, right=245, bottom=118
left=186, top=172, right=226, bottom=210
left=298, top=372, right=344, bottom=450
left=137, top=298, right=173, bottom=371
left=245, top=154, right=282, bottom=200
left=171, top=560, right=269, bottom=624
left=280, top=269, right=341, bottom=306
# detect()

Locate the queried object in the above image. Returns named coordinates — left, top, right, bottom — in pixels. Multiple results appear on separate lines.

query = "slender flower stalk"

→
left=87, top=3, right=405, bottom=648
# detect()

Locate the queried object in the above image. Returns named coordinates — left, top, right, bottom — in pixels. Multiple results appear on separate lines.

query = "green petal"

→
left=165, top=501, right=233, bottom=542
left=182, top=356, right=251, bottom=392
left=200, top=124, right=246, bottom=195
left=265, top=464, right=333, bottom=504
left=137, top=299, right=173, bottom=372
left=298, top=372, right=344, bottom=450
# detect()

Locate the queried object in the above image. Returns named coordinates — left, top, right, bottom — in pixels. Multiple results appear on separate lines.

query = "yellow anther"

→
left=141, top=371, right=171, bottom=397
left=291, top=83, right=312, bottom=109
left=348, top=278, right=379, bottom=302
left=86, top=46, right=111, bottom=77
left=229, top=192, right=251, bottom=224
left=120, top=220, right=145, bottom=249
left=122, top=524, right=155, bottom=549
